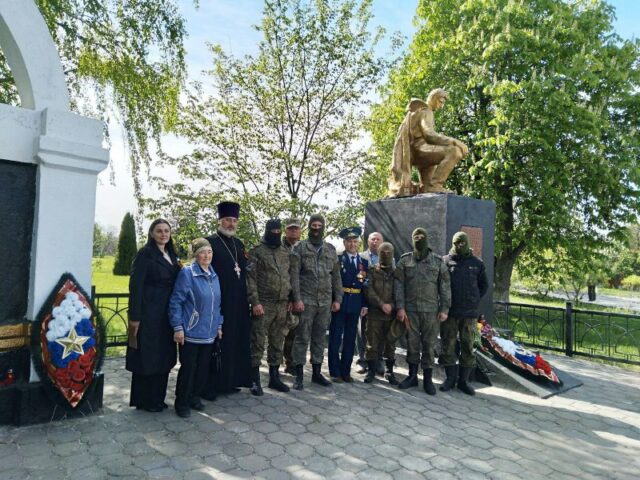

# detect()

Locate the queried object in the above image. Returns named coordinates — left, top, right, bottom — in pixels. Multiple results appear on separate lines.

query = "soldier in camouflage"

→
left=246, top=219, right=300, bottom=395
left=282, top=219, right=302, bottom=375
left=395, top=227, right=451, bottom=395
left=440, top=231, right=488, bottom=396
left=363, top=241, right=400, bottom=385
left=291, top=214, right=343, bottom=390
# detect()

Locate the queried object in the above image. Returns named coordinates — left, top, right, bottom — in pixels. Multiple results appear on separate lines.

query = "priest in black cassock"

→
left=203, top=201, right=252, bottom=396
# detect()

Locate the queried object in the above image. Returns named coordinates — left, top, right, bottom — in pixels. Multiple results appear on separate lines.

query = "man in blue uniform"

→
left=328, top=227, right=369, bottom=383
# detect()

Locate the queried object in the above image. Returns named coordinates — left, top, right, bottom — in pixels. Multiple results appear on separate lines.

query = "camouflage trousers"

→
left=283, top=312, right=299, bottom=368
left=406, top=311, right=439, bottom=369
left=292, top=304, right=331, bottom=366
left=250, top=301, right=288, bottom=367
left=364, top=318, right=396, bottom=361
left=440, top=316, right=476, bottom=368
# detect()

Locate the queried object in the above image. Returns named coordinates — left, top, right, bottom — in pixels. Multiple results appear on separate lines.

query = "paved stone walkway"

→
left=1, top=354, right=639, bottom=480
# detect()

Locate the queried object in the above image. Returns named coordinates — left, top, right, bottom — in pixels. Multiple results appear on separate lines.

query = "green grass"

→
left=92, top=256, right=129, bottom=293
left=598, top=287, right=640, bottom=299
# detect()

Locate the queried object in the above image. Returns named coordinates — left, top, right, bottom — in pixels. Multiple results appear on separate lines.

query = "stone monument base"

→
left=364, top=193, right=496, bottom=319
left=0, top=373, right=104, bottom=426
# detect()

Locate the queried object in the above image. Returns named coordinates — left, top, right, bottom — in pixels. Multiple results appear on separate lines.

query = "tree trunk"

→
left=494, top=251, right=518, bottom=303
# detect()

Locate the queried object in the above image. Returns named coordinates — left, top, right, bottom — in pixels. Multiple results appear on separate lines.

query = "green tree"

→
left=0, top=0, right=188, bottom=199
left=366, top=0, right=640, bottom=301
left=113, top=213, right=137, bottom=276
left=147, top=0, right=390, bottom=244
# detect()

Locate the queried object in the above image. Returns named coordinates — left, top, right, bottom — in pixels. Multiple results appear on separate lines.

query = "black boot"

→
left=250, top=366, right=264, bottom=396
left=311, top=363, right=331, bottom=386
left=458, top=366, right=476, bottom=396
left=293, top=365, right=304, bottom=390
left=364, top=360, right=376, bottom=383
left=376, top=359, right=385, bottom=376
left=398, top=363, right=418, bottom=389
left=423, top=368, right=436, bottom=396
left=439, top=365, right=458, bottom=392
left=268, top=365, right=290, bottom=393
left=385, top=359, right=399, bottom=386
left=284, top=363, right=296, bottom=376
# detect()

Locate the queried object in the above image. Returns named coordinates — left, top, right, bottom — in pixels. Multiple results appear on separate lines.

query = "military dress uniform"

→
left=246, top=226, right=300, bottom=394
left=395, top=230, right=451, bottom=394
left=328, top=227, right=368, bottom=382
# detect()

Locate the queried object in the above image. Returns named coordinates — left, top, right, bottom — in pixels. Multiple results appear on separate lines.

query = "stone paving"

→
left=1, top=353, right=639, bottom=480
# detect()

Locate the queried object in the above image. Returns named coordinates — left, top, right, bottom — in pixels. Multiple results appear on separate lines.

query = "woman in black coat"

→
left=126, top=219, right=181, bottom=412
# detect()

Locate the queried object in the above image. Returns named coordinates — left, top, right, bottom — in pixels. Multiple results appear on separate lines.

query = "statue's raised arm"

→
left=388, top=88, right=468, bottom=197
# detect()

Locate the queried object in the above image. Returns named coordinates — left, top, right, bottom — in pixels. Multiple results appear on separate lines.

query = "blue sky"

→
left=95, top=0, right=640, bottom=229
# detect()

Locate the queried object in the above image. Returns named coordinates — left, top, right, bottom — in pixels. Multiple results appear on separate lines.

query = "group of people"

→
left=125, top=201, right=488, bottom=418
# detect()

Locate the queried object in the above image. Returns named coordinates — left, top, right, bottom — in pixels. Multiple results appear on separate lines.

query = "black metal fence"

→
left=92, top=288, right=129, bottom=350
left=92, top=288, right=640, bottom=366
left=494, top=301, right=640, bottom=366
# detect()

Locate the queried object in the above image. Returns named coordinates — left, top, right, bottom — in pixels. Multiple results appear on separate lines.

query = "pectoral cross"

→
left=234, top=262, right=241, bottom=278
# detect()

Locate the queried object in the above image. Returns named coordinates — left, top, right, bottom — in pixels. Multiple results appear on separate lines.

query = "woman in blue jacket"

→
left=169, top=238, right=223, bottom=418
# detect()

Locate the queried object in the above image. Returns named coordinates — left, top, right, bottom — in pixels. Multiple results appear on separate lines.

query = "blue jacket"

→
left=338, top=252, right=368, bottom=315
left=169, top=263, right=223, bottom=344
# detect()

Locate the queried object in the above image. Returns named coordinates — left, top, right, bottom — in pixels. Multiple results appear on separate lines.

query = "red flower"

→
left=71, top=369, right=86, bottom=382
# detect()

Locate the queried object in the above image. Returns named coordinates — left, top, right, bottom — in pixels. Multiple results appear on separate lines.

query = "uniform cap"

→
left=339, top=226, right=362, bottom=240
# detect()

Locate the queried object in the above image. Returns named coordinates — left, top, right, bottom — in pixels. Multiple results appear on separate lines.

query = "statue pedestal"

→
left=364, top=193, right=496, bottom=319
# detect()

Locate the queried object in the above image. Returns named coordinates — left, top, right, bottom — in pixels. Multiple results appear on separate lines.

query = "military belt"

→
left=343, top=287, right=361, bottom=294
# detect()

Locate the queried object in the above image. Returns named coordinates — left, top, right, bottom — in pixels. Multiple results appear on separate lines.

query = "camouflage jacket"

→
left=394, top=251, right=451, bottom=313
left=294, top=240, right=343, bottom=307
left=246, top=242, right=300, bottom=305
left=364, top=265, right=396, bottom=322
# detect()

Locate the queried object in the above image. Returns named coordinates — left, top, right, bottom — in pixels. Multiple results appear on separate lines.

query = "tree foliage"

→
left=113, top=213, right=137, bottom=275
left=366, top=0, right=640, bottom=300
left=93, top=223, right=117, bottom=257
left=0, top=0, right=188, bottom=200
left=147, top=0, right=390, bottom=246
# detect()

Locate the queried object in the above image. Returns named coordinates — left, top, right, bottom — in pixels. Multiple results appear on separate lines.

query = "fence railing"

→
left=494, top=301, right=640, bottom=366
left=92, top=288, right=129, bottom=351
left=92, top=288, right=640, bottom=366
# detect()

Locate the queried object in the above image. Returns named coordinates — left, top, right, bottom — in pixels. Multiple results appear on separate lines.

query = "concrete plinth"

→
left=364, top=193, right=496, bottom=319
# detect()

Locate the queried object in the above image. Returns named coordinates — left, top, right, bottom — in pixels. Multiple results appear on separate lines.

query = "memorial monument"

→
left=0, top=1, right=109, bottom=425
left=367, top=88, right=495, bottom=319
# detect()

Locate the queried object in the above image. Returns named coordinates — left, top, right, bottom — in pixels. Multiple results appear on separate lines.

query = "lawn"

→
left=92, top=256, right=129, bottom=293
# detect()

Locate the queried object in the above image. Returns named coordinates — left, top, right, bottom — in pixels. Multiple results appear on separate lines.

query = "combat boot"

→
left=293, top=365, right=304, bottom=390
left=422, top=368, right=436, bottom=396
left=364, top=360, right=376, bottom=383
left=284, top=363, right=296, bottom=376
left=385, top=359, right=399, bottom=386
left=439, top=365, right=458, bottom=392
left=250, top=366, right=264, bottom=396
left=398, top=363, right=418, bottom=389
left=268, top=365, right=290, bottom=393
left=311, top=363, right=331, bottom=386
left=457, top=366, right=476, bottom=396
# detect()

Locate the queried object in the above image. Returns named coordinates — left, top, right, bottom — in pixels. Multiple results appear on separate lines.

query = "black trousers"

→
left=175, top=342, right=213, bottom=411
left=130, top=372, right=169, bottom=409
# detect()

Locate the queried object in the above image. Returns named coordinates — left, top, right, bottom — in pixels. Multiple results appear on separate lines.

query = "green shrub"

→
left=113, top=213, right=137, bottom=276
left=621, top=275, right=640, bottom=292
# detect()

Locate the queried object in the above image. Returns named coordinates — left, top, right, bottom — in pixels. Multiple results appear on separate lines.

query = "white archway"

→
left=0, top=1, right=109, bottom=345
left=0, top=0, right=69, bottom=110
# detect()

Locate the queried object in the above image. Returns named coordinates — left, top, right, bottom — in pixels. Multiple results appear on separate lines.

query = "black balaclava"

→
left=450, top=231, right=471, bottom=257
left=378, top=242, right=394, bottom=269
left=263, top=218, right=282, bottom=247
left=412, top=227, right=430, bottom=261
left=308, top=214, right=325, bottom=245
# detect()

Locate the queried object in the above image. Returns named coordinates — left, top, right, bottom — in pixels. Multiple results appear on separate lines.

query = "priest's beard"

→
left=218, top=227, right=236, bottom=238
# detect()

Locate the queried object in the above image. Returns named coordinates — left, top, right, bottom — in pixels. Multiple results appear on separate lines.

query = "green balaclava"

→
left=378, top=242, right=394, bottom=269
left=412, top=227, right=429, bottom=260
left=451, top=231, right=471, bottom=257
left=308, top=213, right=325, bottom=245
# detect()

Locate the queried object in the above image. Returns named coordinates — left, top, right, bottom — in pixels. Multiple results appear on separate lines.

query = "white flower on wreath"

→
left=45, top=291, right=92, bottom=342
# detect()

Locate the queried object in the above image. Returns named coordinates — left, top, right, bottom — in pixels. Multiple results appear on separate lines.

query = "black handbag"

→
left=211, top=338, right=222, bottom=373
